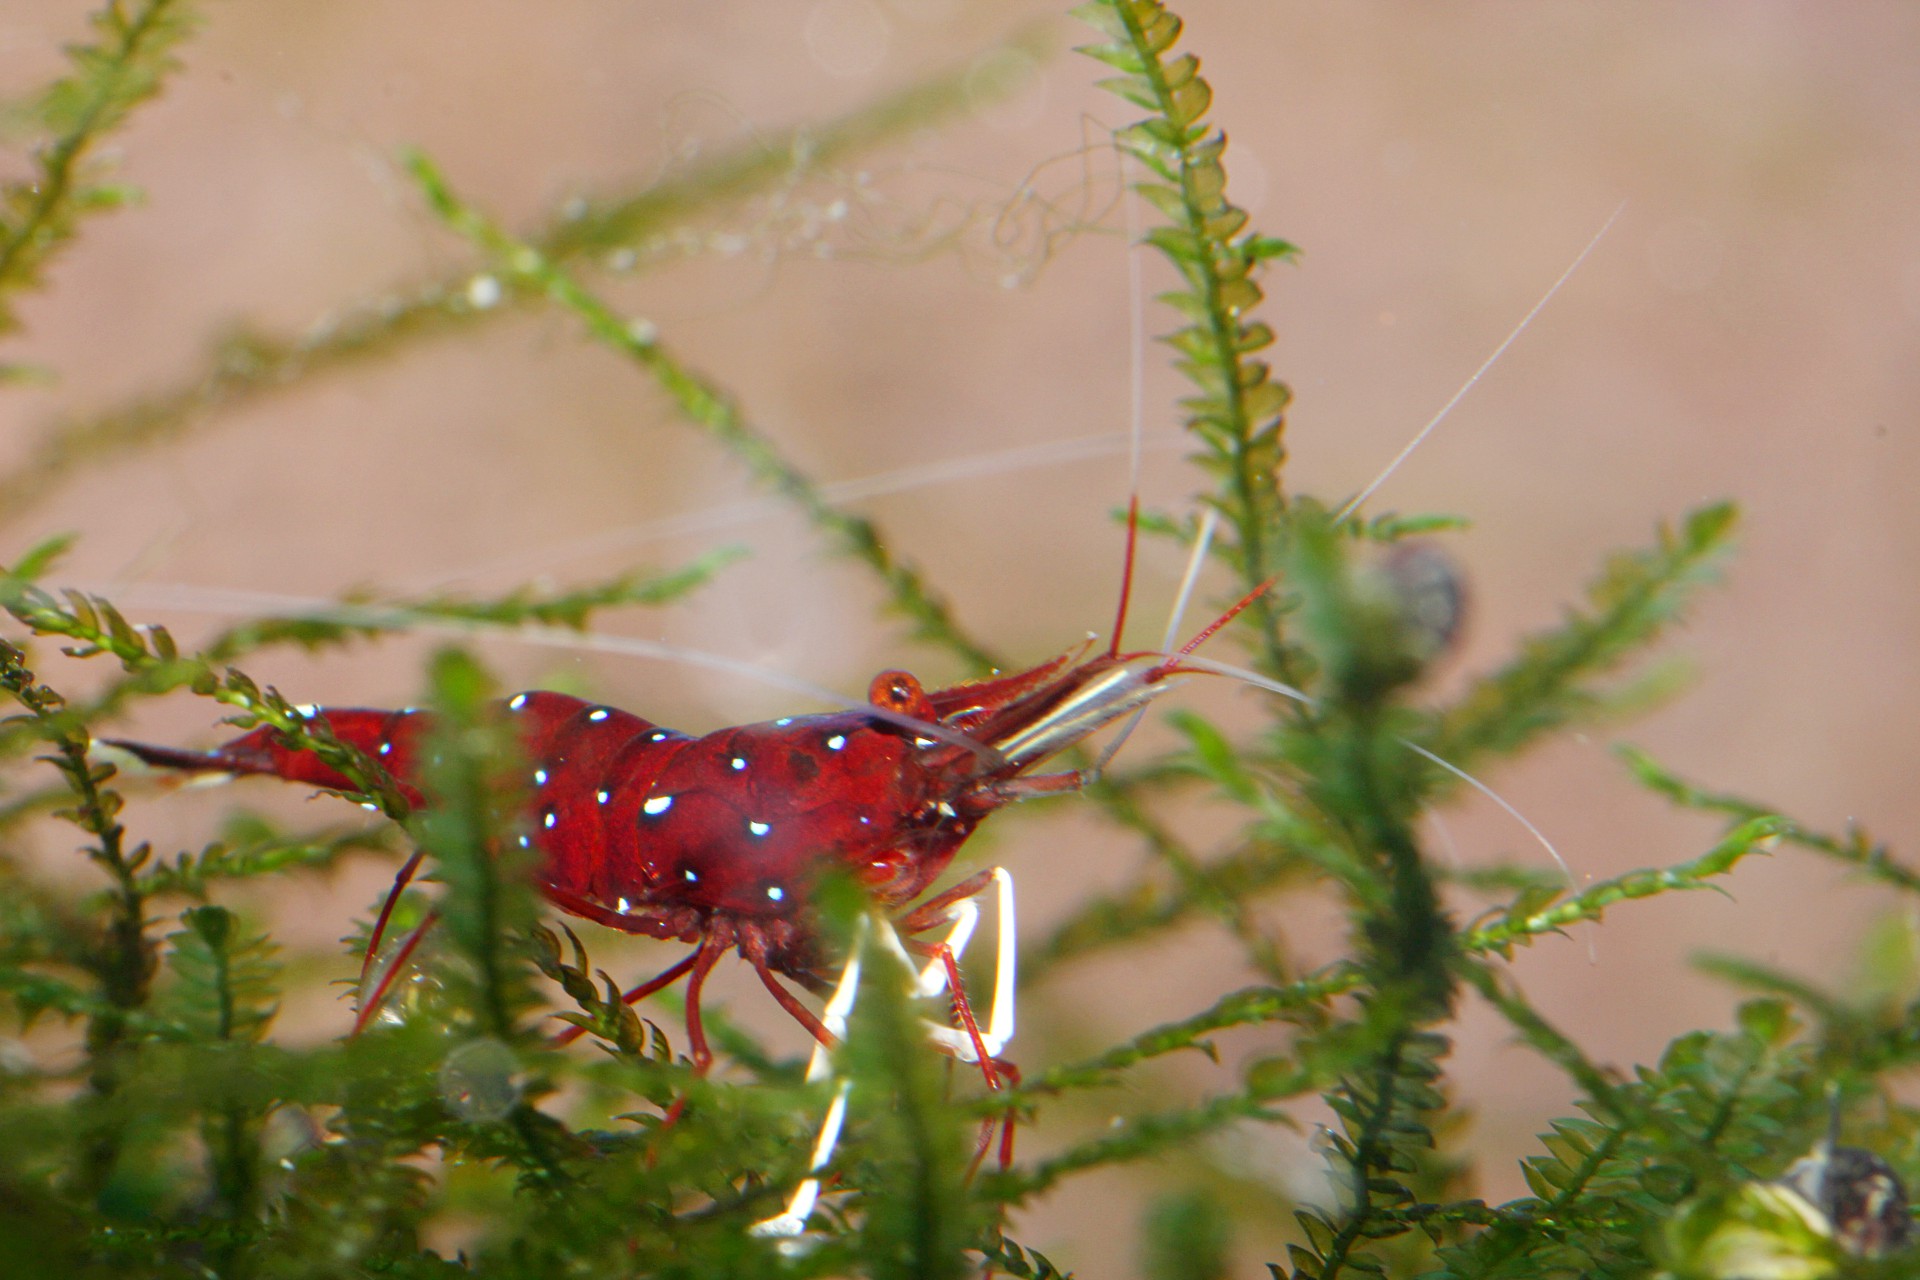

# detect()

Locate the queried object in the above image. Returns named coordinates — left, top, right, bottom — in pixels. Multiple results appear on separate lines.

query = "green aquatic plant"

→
left=0, top=3, right=1913, bottom=1278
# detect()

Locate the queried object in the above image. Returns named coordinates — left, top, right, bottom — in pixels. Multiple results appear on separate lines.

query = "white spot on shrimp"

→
left=748, top=820, right=771, bottom=837
left=858, top=815, right=871, bottom=825
left=595, top=790, right=609, bottom=805
left=517, top=835, right=530, bottom=849
left=766, top=885, right=785, bottom=902
left=588, top=708, right=610, bottom=722
left=643, top=795, right=673, bottom=817
left=543, top=812, right=557, bottom=829
left=730, top=756, right=747, bottom=771
left=913, top=737, right=935, bottom=748
left=378, top=742, right=393, bottom=756
left=616, top=897, right=631, bottom=914
left=508, top=694, right=529, bottom=711
left=293, top=703, right=318, bottom=717
left=826, top=734, right=847, bottom=751
left=774, top=717, right=794, bottom=727
left=683, top=868, right=699, bottom=883
left=937, top=801, right=956, bottom=818
left=532, top=769, right=547, bottom=786
left=649, top=731, right=669, bottom=742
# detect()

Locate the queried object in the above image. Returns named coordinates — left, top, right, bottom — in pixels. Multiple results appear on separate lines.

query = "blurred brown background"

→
left=4, top=1, right=1918, bottom=1273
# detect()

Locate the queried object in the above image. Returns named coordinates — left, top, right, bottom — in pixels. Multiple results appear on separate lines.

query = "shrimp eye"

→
left=867, top=669, right=934, bottom=720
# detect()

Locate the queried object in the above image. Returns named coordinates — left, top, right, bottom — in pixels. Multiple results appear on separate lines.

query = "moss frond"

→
left=0, top=0, right=199, bottom=342
left=405, top=151, right=999, bottom=672
left=1077, top=0, right=1297, bottom=656
left=0, top=27, right=1036, bottom=527
left=0, top=4, right=1910, bottom=1278
left=1429, top=503, right=1739, bottom=769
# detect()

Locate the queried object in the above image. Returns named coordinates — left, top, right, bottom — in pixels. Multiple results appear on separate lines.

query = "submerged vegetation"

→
left=0, top=2, right=1913, bottom=1277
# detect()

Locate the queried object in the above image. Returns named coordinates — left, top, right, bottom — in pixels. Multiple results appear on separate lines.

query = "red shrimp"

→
left=109, top=569, right=1268, bottom=1073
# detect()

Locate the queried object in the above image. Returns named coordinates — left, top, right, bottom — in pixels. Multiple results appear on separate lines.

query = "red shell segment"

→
left=177, top=691, right=995, bottom=935
left=616, top=713, right=979, bottom=918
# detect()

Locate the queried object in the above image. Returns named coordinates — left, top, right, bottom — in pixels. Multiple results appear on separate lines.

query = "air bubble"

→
left=438, top=1038, right=521, bottom=1123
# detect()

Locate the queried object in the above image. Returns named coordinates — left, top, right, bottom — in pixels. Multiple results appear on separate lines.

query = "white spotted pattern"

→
left=747, top=820, right=771, bottom=837
left=533, top=768, right=548, bottom=785
left=643, top=795, right=673, bottom=816
left=588, top=708, right=610, bottom=722
left=730, top=756, right=747, bottom=771
left=826, top=734, right=846, bottom=751
left=766, top=885, right=785, bottom=902
left=509, top=694, right=529, bottom=711
left=543, top=812, right=557, bottom=829
left=595, top=790, right=609, bottom=805
left=378, top=742, right=392, bottom=756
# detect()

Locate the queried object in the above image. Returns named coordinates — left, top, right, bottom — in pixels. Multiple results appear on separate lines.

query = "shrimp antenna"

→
left=403, top=428, right=1185, bottom=595
left=72, top=583, right=1007, bottom=764
left=1395, top=737, right=1579, bottom=902
left=1168, top=651, right=1577, bottom=903
left=1160, top=507, right=1219, bottom=655
left=1106, top=145, right=1150, bottom=658
left=1335, top=201, right=1626, bottom=524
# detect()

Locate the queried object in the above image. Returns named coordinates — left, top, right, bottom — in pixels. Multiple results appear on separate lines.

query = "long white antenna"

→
left=1169, top=651, right=1577, bottom=899
left=402, top=429, right=1184, bottom=594
left=1395, top=738, right=1577, bottom=896
left=71, top=583, right=1006, bottom=761
left=1082, top=155, right=1158, bottom=772
left=1160, top=506, right=1218, bottom=655
left=1335, top=202, right=1626, bottom=524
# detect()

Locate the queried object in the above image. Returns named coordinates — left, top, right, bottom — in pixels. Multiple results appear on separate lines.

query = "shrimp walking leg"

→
left=751, top=869, right=1016, bottom=1240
